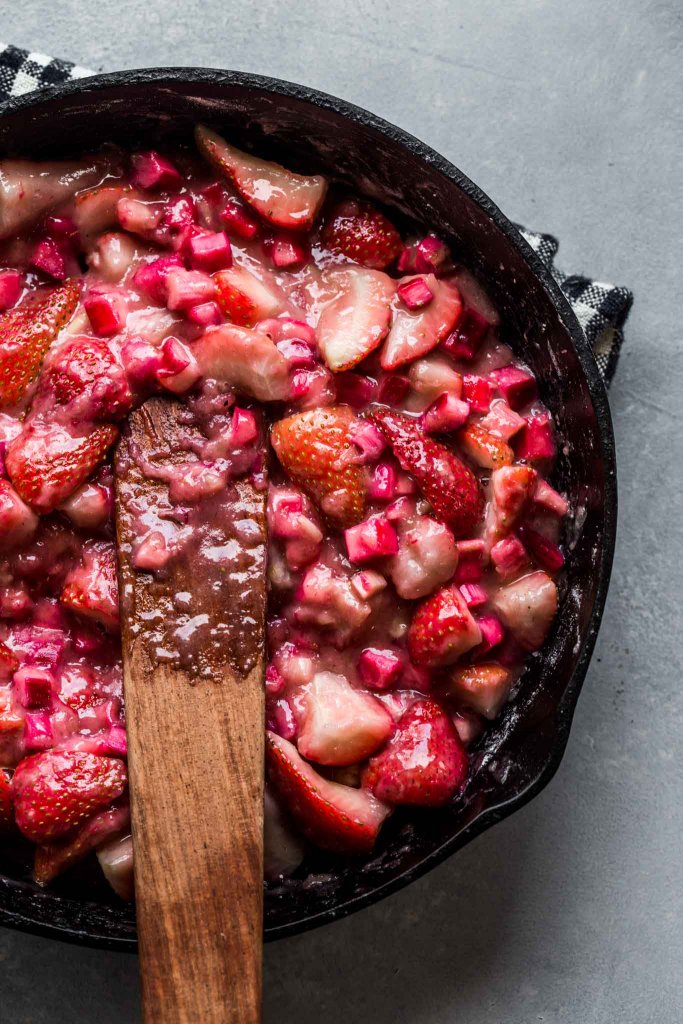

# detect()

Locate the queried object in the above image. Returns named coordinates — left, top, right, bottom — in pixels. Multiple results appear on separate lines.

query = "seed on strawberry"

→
left=458, top=422, right=513, bottom=469
left=408, top=583, right=482, bottom=667
left=363, top=698, right=468, bottom=806
left=271, top=406, right=368, bottom=528
left=34, top=800, right=130, bottom=884
left=369, top=408, right=483, bottom=537
left=32, top=337, right=132, bottom=421
left=0, top=280, right=79, bottom=407
left=11, top=749, right=128, bottom=843
left=323, top=199, right=403, bottom=270
left=6, top=420, right=119, bottom=513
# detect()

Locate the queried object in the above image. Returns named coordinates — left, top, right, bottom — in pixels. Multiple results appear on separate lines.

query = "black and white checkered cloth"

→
left=0, top=42, right=633, bottom=386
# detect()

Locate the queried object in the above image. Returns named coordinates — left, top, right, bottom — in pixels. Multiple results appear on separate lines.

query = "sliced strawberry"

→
left=32, top=336, right=132, bottom=421
left=439, top=662, right=512, bottom=719
left=73, top=184, right=136, bottom=244
left=363, top=698, right=468, bottom=806
left=457, top=422, right=514, bottom=470
left=322, top=199, right=402, bottom=269
left=11, top=749, right=127, bottom=843
left=96, top=832, right=134, bottom=900
left=316, top=266, right=395, bottom=372
left=213, top=264, right=285, bottom=326
left=369, top=409, right=483, bottom=537
left=407, top=583, right=482, bottom=667
left=265, top=731, right=390, bottom=853
left=60, top=541, right=119, bottom=632
left=491, top=465, right=537, bottom=532
left=381, top=275, right=462, bottom=371
left=196, top=125, right=327, bottom=231
left=492, top=570, right=558, bottom=651
left=193, top=323, right=290, bottom=401
left=297, top=671, right=394, bottom=766
left=34, top=800, right=130, bottom=885
left=0, top=281, right=79, bottom=407
left=0, top=768, right=14, bottom=829
left=0, top=640, right=18, bottom=681
left=6, top=421, right=119, bottom=513
left=271, top=406, right=368, bottom=528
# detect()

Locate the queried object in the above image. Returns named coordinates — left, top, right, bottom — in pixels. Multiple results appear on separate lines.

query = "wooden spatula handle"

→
left=125, top=662, right=264, bottom=1024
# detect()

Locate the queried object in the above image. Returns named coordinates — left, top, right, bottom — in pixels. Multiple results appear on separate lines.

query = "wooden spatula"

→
left=115, top=397, right=267, bottom=1024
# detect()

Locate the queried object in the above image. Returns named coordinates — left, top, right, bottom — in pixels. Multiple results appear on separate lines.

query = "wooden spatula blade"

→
left=115, top=397, right=267, bottom=1024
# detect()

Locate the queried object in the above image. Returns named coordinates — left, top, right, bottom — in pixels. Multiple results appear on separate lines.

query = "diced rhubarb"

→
left=454, top=538, right=486, bottom=583
left=133, top=255, right=184, bottom=304
left=267, top=695, right=298, bottom=741
left=420, top=393, right=470, bottom=434
left=480, top=400, right=525, bottom=440
left=442, top=307, right=490, bottom=361
left=462, top=374, right=493, bottom=413
left=473, top=614, right=505, bottom=656
left=378, top=373, right=411, bottom=405
left=334, top=372, right=377, bottom=409
left=24, top=711, right=53, bottom=752
left=515, top=411, right=556, bottom=462
left=347, top=420, right=386, bottom=464
left=345, top=515, right=398, bottom=563
left=187, top=230, right=232, bottom=272
left=186, top=300, right=222, bottom=327
left=156, top=336, right=201, bottom=394
left=298, top=671, right=394, bottom=765
left=358, top=648, right=403, bottom=691
left=0, top=269, right=22, bottom=311
left=275, top=337, right=316, bottom=369
left=459, top=582, right=487, bottom=608
left=398, top=234, right=452, bottom=276
left=518, top=524, right=565, bottom=572
left=13, top=666, right=54, bottom=709
left=266, top=231, right=309, bottom=268
left=84, top=290, right=127, bottom=337
left=397, top=276, right=434, bottom=309
left=532, top=478, right=569, bottom=517
left=490, top=535, right=529, bottom=580
left=368, top=461, right=398, bottom=501
left=130, top=150, right=183, bottom=191
left=490, top=364, right=537, bottom=410
left=219, top=197, right=260, bottom=239
left=165, top=268, right=216, bottom=311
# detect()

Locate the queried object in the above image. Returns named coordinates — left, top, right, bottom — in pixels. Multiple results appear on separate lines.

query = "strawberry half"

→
left=363, top=698, right=468, bottom=806
left=381, top=274, right=462, bottom=371
left=408, top=583, right=482, bottom=667
left=0, top=769, right=14, bottom=829
left=61, top=541, right=120, bottom=632
left=32, top=337, right=132, bottom=421
left=196, top=125, right=327, bottom=231
left=369, top=409, right=483, bottom=537
left=0, top=280, right=79, bottom=407
left=322, top=199, right=403, bottom=270
left=271, top=405, right=368, bottom=528
left=316, top=266, right=395, bottom=372
left=11, top=749, right=127, bottom=843
left=34, top=800, right=130, bottom=885
left=266, top=731, right=390, bottom=854
left=6, top=420, right=119, bottom=513
left=214, top=265, right=284, bottom=327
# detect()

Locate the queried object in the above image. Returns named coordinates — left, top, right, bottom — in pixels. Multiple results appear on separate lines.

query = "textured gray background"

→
left=1, top=1, right=682, bottom=1022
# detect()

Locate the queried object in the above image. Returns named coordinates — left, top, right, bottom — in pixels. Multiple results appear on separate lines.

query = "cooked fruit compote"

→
left=0, top=127, right=568, bottom=898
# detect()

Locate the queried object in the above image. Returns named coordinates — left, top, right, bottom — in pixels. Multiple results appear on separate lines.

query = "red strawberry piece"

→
left=380, top=275, right=462, bottom=371
left=369, top=408, right=483, bottom=537
left=32, top=337, right=132, bottom=421
left=213, top=264, right=284, bottom=326
left=0, top=769, right=14, bottom=829
left=11, top=749, right=127, bottom=843
left=196, top=125, right=327, bottom=231
left=457, top=422, right=514, bottom=469
left=34, top=799, right=130, bottom=885
left=491, top=465, right=537, bottom=531
left=317, top=266, right=395, bottom=372
left=60, top=541, right=120, bottom=632
left=363, top=698, right=468, bottom=806
left=0, top=280, right=79, bottom=407
left=271, top=405, right=368, bottom=528
left=322, top=199, right=402, bottom=270
left=407, top=583, right=482, bottom=667
left=6, top=421, right=119, bottom=513
left=265, top=731, right=390, bottom=853
left=440, top=662, right=512, bottom=720
left=0, top=640, right=18, bottom=681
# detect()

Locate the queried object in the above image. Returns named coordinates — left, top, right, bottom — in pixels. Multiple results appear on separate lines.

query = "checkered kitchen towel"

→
left=0, top=42, right=633, bottom=385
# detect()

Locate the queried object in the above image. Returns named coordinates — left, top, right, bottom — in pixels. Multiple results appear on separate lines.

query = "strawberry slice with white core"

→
left=265, top=731, right=390, bottom=853
left=60, top=541, right=120, bottom=632
left=0, top=281, right=79, bottom=408
left=193, top=323, right=291, bottom=401
left=363, top=698, right=468, bottom=807
left=298, top=671, right=394, bottom=766
left=408, top=583, right=482, bottom=667
left=381, top=275, right=462, bottom=371
left=492, top=570, right=558, bottom=651
left=317, top=266, right=395, bottom=372
left=196, top=125, right=327, bottom=231
left=7, top=420, right=119, bottom=513
left=213, top=264, right=286, bottom=326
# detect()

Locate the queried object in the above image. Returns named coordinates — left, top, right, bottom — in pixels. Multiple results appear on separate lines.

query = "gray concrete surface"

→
left=1, top=2, right=682, bottom=1021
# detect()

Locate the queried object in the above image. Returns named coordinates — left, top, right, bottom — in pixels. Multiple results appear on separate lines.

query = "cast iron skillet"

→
left=0, top=68, right=616, bottom=950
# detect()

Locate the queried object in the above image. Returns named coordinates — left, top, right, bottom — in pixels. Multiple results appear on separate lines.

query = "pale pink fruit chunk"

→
left=445, top=663, right=513, bottom=720
left=387, top=509, right=459, bottom=600
left=96, top=833, right=134, bottom=900
left=295, top=562, right=372, bottom=642
left=73, top=184, right=139, bottom=243
left=196, top=125, right=328, bottom=230
left=381, top=275, right=462, bottom=370
left=298, top=671, right=394, bottom=766
left=0, top=479, right=39, bottom=551
left=492, top=571, right=558, bottom=651
left=0, top=156, right=111, bottom=238
left=193, top=323, right=290, bottom=401
left=317, top=266, right=395, bottom=372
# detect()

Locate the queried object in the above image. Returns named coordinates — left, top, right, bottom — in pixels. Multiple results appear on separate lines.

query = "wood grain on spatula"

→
left=115, top=397, right=267, bottom=1024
